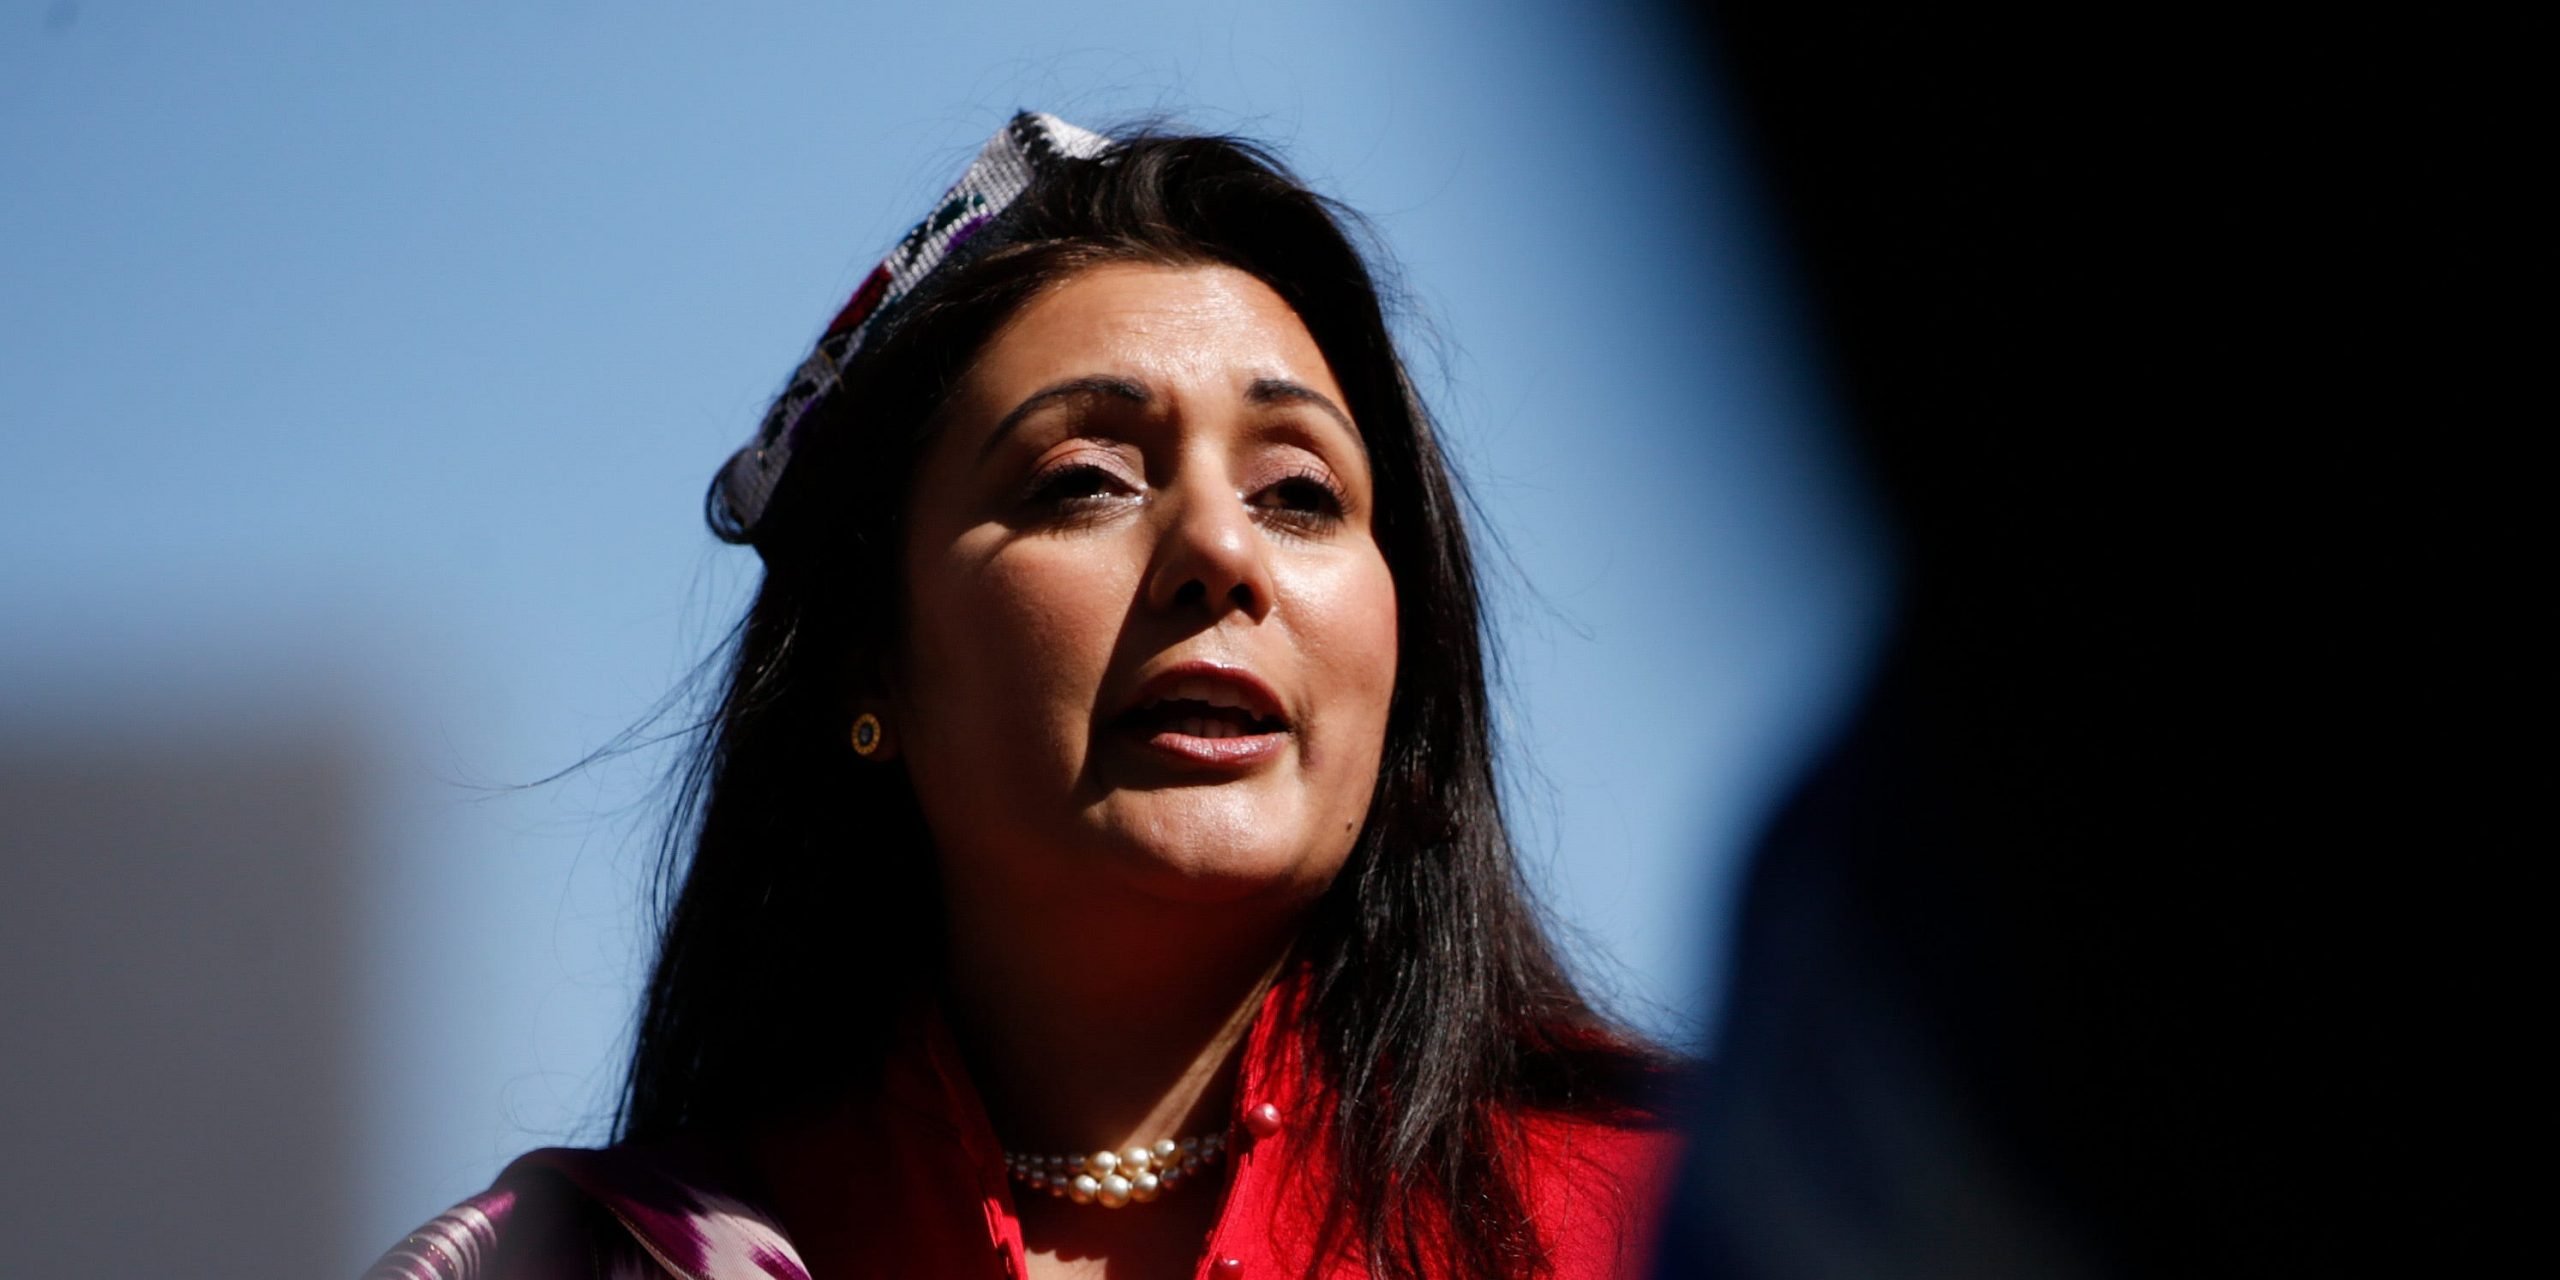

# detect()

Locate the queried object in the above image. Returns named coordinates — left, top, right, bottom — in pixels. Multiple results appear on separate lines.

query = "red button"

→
left=1243, top=1102, right=1283, bottom=1138
left=1214, top=1259, right=1245, bottom=1277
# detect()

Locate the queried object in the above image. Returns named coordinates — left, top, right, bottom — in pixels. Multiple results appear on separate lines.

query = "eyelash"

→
left=1252, top=466, right=1350, bottom=532
left=1024, top=461, right=1135, bottom=510
left=1022, top=461, right=1349, bottom=531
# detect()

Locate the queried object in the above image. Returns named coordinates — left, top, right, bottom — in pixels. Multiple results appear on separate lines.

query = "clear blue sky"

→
left=0, top=0, right=1886, bottom=1255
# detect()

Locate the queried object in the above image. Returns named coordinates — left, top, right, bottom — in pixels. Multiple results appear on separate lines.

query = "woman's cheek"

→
left=1297, top=554, right=1400, bottom=772
left=974, top=546, right=1128, bottom=744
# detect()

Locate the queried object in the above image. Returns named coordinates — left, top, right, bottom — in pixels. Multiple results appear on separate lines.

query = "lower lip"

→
left=1121, top=725, right=1290, bottom=770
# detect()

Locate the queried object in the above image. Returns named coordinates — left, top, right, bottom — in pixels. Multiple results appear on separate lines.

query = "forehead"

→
left=962, top=261, right=1344, bottom=405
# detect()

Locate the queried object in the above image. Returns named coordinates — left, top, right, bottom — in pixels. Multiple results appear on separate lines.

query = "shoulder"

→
left=360, top=1146, right=807, bottom=1280
left=362, top=1188, right=542, bottom=1280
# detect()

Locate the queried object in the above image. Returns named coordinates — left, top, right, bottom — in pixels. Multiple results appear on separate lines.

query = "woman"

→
left=370, top=112, right=1678, bottom=1280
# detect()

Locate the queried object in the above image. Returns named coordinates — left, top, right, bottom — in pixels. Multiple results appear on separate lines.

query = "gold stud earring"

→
left=851, top=712, right=885, bottom=758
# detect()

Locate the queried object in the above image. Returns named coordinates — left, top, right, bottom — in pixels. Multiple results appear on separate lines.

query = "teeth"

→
left=1171, top=676, right=1252, bottom=714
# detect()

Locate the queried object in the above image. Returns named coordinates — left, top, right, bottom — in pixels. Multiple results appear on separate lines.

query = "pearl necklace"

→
left=1004, top=1131, right=1228, bottom=1208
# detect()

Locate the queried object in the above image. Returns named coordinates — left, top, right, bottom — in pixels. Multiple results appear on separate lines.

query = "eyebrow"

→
left=976, top=375, right=1151, bottom=460
left=972, top=373, right=1359, bottom=461
left=1246, top=377, right=1358, bottom=438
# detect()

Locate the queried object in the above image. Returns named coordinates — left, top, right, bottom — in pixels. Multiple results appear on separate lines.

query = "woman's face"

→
left=891, top=261, right=1398, bottom=913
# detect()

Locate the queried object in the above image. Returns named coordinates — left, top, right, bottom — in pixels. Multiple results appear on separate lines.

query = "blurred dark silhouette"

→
left=1656, top=7, right=2515, bottom=1275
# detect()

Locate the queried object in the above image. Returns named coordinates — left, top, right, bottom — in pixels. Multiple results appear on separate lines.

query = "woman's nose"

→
left=1144, top=473, right=1275, bottom=623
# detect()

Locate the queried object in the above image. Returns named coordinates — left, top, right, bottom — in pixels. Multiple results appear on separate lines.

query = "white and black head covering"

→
left=707, top=111, right=1112, bottom=545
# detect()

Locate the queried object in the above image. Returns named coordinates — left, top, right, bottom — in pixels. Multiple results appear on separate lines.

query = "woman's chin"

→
left=1081, top=796, right=1353, bottom=909
left=1106, top=851, right=1329, bottom=909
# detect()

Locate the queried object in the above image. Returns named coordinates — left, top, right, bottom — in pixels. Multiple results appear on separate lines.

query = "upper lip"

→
left=1116, top=660, right=1290, bottom=729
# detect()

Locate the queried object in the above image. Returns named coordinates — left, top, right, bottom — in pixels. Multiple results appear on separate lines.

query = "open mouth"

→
left=1118, top=697, right=1289, bottom=740
left=1112, top=669, right=1291, bottom=751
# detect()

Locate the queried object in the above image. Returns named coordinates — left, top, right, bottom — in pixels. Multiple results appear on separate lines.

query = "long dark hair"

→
left=619, top=128, right=1665, bottom=1279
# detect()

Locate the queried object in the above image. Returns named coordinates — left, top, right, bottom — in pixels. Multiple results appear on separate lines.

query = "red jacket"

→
left=365, top=973, right=1680, bottom=1279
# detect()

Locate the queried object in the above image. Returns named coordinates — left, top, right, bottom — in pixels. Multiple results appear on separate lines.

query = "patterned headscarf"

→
left=707, top=111, right=1113, bottom=544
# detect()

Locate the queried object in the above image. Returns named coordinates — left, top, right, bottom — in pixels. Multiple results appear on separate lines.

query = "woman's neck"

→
left=939, top=876, right=1302, bottom=1156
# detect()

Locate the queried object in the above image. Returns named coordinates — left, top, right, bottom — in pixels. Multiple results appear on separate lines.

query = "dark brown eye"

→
left=1022, top=456, right=1150, bottom=522
left=1272, top=476, right=1338, bottom=511
left=1031, top=463, right=1119, bottom=504
left=1254, top=470, right=1347, bottom=530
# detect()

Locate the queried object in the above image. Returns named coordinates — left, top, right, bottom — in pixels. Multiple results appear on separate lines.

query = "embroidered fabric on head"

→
left=707, top=111, right=1112, bottom=545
